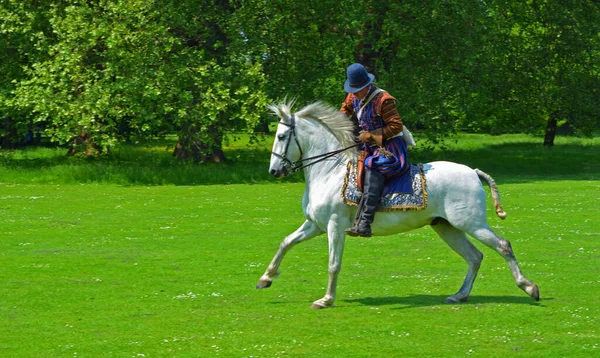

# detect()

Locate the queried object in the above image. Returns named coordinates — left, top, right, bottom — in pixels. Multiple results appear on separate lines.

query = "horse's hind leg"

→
left=469, top=226, right=540, bottom=301
left=432, top=220, right=483, bottom=303
left=256, top=220, right=323, bottom=289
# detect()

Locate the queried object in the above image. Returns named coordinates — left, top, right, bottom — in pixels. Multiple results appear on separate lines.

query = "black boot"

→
left=345, top=169, right=385, bottom=237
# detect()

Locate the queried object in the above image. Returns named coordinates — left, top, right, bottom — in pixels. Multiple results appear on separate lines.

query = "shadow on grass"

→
left=1, top=136, right=598, bottom=185
left=344, top=294, right=551, bottom=309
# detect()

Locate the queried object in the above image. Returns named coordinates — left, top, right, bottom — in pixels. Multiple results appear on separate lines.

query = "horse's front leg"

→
left=311, top=214, right=348, bottom=309
left=256, top=220, right=323, bottom=289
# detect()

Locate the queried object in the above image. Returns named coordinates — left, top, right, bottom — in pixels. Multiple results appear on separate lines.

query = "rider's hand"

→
left=359, top=131, right=373, bottom=144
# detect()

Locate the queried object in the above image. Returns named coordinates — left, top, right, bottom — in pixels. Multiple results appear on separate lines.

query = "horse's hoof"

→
left=445, top=295, right=468, bottom=304
left=528, top=284, right=540, bottom=301
left=310, top=302, right=332, bottom=309
left=310, top=299, right=333, bottom=309
left=256, top=279, right=272, bottom=289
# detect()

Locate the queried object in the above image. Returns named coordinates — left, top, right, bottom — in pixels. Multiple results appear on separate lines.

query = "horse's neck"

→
left=303, top=157, right=347, bottom=184
left=299, top=120, right=349, bottom=190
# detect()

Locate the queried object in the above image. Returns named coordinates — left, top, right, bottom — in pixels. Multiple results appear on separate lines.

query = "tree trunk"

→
left=543, top=112, right=558, bottom=147
left=173, top=124, right=226, bottom=163
left=67, top=132, right=102, bottom=157
left=355, top=0, right=389, bottom=72
left=1, top=117, right=18, bottom=149
left=255, top=119, right=270, bottom=134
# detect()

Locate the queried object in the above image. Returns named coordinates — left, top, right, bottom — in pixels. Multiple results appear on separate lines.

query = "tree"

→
left=377, top=0, right=600, bottom=145
left=371, top=1, right=487, bottom=142
left=518, top=0, right=600, bottom=146
left=463, top=0, right=600, bottom=145
left=161, top=0, right=268, bottom=162
left=11, top=0, right=178, bottom=155
left=8, top=0, right=268, bottom=160
left=236, top=0, right=357, bottom=106
left=0, top=0, right=55, bottom=148
left=4, top=0, right=597, bottom=157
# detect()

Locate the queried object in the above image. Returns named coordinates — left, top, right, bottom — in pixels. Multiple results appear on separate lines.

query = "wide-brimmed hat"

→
left=344, top=63, right=375, bottom=93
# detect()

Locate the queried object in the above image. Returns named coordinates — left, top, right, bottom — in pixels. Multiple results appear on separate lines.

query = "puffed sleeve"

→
left=340, top=94, right=355, bottom=117
left=380, top=99, right=403, bottom=139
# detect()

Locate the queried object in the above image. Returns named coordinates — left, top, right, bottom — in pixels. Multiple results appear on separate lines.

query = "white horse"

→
left=257, top=101, right=539, bottom=309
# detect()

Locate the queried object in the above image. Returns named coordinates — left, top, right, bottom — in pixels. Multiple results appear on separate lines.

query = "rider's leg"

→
left=345, top=168, right=385, bottom=237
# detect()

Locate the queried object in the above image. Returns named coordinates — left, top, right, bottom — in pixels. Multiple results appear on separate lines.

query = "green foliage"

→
left=9, top=0, right=174, bottom=150
left=476, top=0, right=600, bottom=136
left=160, top=0, right=270, bottom=160
left=236, top=0, right=356, bottom=105
left=1, top=0, right=598, bottom=156
left=377, top=0, right=600, bottom=140
left=0, top=0, right=53, bottom=141
left=3, top=0, right=269, bottom=157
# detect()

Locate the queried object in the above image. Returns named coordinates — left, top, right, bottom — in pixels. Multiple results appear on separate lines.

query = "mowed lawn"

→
left=1, top=133, right=599, bottom=357
left=1, top=179, right=598, bottom=357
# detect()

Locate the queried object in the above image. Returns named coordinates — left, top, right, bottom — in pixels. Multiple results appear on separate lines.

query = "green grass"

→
left=0, top=133, right=599, bottom=357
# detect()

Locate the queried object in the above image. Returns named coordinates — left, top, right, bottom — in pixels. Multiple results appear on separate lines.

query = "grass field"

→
left=1, top=133, right=599, bottom=357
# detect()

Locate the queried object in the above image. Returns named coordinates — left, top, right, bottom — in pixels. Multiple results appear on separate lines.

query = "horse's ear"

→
left=268, top=103, right=292, bottom=122
left=276, top=107, right=289, bottom=121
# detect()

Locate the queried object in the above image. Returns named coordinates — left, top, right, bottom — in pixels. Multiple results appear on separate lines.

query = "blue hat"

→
left=344, top=63, right=375, bottom=93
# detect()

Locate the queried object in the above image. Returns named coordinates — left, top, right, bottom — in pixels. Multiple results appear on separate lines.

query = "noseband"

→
left=271, top=114, right=360, bottom=175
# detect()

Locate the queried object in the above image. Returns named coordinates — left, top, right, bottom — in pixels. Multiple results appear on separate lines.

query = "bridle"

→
left=271, top=114, right=360, bottom=175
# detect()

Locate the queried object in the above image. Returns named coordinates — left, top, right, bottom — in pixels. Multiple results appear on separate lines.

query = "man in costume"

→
left=341, top=63, right=409, bottom=237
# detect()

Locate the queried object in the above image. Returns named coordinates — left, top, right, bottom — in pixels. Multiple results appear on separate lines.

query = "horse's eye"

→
left=277, top=134, right=286, bottom=140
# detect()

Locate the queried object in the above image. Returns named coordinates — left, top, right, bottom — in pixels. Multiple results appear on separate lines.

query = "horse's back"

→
left=422, top=161, right=482, bottom=187
left=423, top=160, right=477, bottom=176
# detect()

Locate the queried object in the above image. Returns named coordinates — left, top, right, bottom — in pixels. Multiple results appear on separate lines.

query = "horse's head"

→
left=268, top=101, right=358, bottom=178
left=269, top=102, right=302, bottom=178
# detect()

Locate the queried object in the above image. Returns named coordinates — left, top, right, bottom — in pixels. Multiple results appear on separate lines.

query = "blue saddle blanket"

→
left=342, top=162, right=428, bottom=211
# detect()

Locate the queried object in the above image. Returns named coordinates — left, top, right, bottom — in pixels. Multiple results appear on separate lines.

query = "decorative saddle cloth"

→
left=342, top=162, right=428, bottom=211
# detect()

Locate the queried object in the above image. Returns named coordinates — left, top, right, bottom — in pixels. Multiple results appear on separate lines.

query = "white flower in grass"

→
left=172, top=292, right=197, bottom=299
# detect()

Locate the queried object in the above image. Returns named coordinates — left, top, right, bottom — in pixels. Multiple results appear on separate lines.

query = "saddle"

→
left=343, top=160, right=428, bottom=212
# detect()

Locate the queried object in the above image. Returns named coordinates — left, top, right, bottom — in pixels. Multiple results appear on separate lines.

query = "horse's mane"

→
left=269, top=100, right=357, bottom=152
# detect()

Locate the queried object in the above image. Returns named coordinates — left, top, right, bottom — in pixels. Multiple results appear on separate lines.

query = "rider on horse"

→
left=340, top=63, right=409, bottom=237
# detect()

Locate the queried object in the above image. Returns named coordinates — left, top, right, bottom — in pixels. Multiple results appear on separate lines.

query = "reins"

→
left=290, top=143, right=361, bottom=173
left=272, top=114, right=360, bottom=175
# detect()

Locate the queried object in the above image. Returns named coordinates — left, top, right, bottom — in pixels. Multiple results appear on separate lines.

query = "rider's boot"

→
left=345, top=169, right=385, bottom=237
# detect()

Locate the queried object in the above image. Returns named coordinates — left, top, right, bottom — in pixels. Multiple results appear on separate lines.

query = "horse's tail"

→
left=475, top=168, right=507, bottom=220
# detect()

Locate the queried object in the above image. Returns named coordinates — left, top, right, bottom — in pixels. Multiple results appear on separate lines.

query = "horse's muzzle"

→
left=270, top=167, right=289, bottom=178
